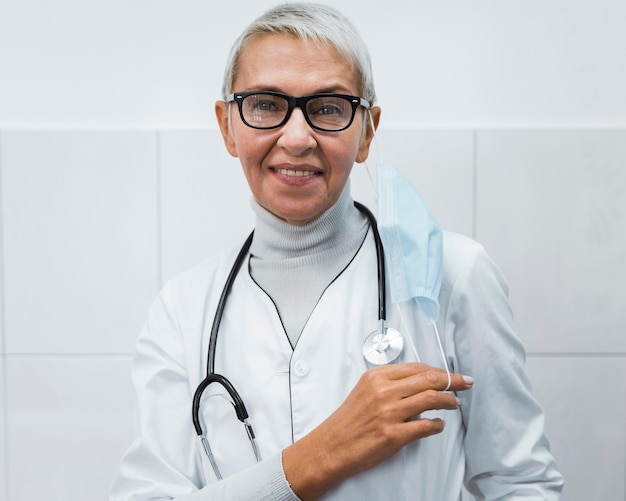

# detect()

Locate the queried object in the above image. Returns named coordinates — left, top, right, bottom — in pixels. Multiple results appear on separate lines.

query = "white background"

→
left=1, top=0, right=625, bottom=128
left=1, top=1, right=625, bottom=500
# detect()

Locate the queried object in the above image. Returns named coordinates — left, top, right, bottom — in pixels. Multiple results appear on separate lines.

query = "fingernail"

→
left=463, top=375, right=474, bottom=385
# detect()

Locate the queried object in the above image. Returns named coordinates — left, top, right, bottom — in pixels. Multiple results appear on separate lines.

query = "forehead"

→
left=233, top=33, right=359, bottom=94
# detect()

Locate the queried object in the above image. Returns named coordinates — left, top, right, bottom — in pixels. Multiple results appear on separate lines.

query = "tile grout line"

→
left=3, top=353, right=133, bottom=360
left=2, top=352, right=620, bottom=360
left=527, top=352, right=626, bottom=358
left=156, top=130, right=163, bottom=290
left=0, top=131, right=4, bottom=353
left=472, top=129, right=478, bottom=240
left=0, top=130, right=10, bottom=501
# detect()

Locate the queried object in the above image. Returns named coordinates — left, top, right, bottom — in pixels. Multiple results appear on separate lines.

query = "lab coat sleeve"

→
left=110, top=280, right=300, bottom=501
left=442, top=235, right=564, bottom=500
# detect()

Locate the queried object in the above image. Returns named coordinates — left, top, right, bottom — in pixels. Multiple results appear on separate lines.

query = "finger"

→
left=387, top=362, right=449, bottom=378
left=394, top=370, right=472, bottom=399
left=384, top=362, right=473, bottom=387
left=399, top=416, right=447, bottom=443
left=368, top=362, right=432, bottom=380
left=399, top=390, right=460, bottom=419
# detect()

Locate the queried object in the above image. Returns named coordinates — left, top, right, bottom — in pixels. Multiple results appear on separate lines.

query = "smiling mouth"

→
left=274, top=168, right=320, bottom=177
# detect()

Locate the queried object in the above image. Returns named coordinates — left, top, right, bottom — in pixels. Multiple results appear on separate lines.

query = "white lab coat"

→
left=111, top=230, right=563, bottom=500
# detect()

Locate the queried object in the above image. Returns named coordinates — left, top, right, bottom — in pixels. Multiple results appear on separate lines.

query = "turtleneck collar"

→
left=249, top=181, right=367, bottom=262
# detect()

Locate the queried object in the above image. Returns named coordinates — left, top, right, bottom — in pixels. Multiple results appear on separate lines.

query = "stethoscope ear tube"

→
left=207, top=231, right=255, bottom=376
left=353, top=201, right=386, bottom=322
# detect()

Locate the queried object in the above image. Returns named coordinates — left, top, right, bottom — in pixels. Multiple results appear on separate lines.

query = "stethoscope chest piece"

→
left=362, top=326, right=404, bottom=365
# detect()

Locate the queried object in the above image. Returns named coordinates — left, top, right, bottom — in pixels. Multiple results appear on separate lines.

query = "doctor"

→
left=111, top=3, right=563, bottom=500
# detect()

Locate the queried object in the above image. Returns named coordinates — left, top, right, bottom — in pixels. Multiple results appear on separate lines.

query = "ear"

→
left=356, top=106, right=381, bottom=164
left=215, top=100, right=239, bottom=158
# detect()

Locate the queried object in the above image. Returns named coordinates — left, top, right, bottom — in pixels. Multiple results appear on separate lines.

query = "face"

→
left=216, top=33, right=381, bottom=226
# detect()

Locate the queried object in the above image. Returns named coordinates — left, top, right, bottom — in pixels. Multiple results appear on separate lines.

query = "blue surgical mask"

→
left=376, top=162, right=443, bottom=322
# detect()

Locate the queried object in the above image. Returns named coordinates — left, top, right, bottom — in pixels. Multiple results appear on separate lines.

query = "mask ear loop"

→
left=432, top=321, right=452, bottom=391
left=395, top=300, right=451, bottom=392
left=363, top=110, right=452, bottom=391
left=363, top=109, right=450, bottom=390
left=363, top=109, right=382, bottom=199
left=394, top=302, right=421, bottom=363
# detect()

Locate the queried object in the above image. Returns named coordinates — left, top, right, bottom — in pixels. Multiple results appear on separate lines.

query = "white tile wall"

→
left=1, top=131, right=9, bottom=500
left=2, top=131, right=159, bottom=355
left=0, top=358, right=7, bottom=501
left=159, top=130, right=255, bottom=283
left=5, top=357, right=134, bottom=501
left=526, top=355, right=626, bottom=501
left=0, top=128, right=623, bottom=501
left=475, top=130, right=626, bottom=353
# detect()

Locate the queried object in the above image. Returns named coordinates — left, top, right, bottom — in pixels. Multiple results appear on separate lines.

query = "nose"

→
left=276, top=107, right=317, bottom=155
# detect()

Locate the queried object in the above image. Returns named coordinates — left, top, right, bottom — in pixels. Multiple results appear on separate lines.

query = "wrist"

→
left=282, top=432, right=340, bottom=501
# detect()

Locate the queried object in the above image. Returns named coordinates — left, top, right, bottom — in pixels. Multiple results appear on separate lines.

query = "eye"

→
left=245, top=94, right=287, bottom=114
left=307, top=97, right=351, bottom=118
left=252, top=100, right=278, bottom=112
left=316, top=104, right=343, bottom=115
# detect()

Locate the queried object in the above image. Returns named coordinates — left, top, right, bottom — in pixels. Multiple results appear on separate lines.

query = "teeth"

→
left=276, top=168, right=317, bottom=177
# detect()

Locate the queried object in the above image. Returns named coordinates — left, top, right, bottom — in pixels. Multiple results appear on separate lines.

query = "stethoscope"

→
left=192, top=201, right=405, bottom=480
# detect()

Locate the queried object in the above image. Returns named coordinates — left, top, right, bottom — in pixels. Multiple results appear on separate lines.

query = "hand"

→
left=283, top=362, right=474, bottom=500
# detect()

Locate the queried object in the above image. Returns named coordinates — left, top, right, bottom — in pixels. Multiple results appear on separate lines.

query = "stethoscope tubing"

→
left=192, top=232, right=254, bottom=437
left=192, top=201, right=389, bottom=478
left=354, top=201, right=386, bottom=322
left=206, top=202, right=385, bottom=377
left=207, top=231, right=255, bottom=376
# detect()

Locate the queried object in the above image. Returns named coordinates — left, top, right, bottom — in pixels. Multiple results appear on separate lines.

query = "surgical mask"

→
left=376, top=162, right=443, bottom=322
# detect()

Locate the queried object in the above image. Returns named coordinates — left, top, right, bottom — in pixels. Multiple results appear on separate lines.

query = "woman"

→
left=111, top=3, right=563, bottom=500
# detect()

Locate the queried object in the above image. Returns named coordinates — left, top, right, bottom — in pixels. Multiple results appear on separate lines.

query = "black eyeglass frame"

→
left=225, top=91, right=371, bottom=132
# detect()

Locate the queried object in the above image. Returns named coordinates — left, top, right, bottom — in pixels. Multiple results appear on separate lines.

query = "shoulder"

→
left=441, top=231, right=491, bottom=283
left=136, top=239, right=249, bottom=354
left=440, top=231, right=509, bottom=302
left=441, top=231, right=485, bottom=267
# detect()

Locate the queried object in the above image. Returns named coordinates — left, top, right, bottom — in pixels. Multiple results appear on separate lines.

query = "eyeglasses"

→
left=225, top=91, right=371, bottom=132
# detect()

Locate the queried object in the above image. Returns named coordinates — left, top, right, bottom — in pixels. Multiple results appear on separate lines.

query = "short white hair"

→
left=221, top=2, right=377, bottom=105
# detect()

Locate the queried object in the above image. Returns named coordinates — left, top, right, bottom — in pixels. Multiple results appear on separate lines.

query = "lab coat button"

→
left=294, top=360, right=310, bottom=376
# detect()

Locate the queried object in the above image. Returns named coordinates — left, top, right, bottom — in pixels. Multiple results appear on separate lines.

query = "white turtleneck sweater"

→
left=248, top=186, right=369, bottom=348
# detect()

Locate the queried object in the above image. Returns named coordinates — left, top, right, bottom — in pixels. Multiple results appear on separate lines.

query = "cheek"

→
left=326, top=149, right=360, bottom=186
left=232, top=129, right=266, bottom=163
left=236, top=136, right=277, bottom=183
left=240, top=142, right=268, bottom=166
left=333, top=135, right=364, bottom=170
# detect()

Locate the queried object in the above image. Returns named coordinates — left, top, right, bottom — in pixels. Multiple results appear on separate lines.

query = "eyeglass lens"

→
left=241, top=93, right=355, bottom=130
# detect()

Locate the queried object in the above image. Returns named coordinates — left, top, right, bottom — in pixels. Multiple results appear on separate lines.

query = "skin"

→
left=283, top=364, right=473, bottom=500
left=215, top=33, right=474, bottom=500
left=215, top=33, right=380, bottom=226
